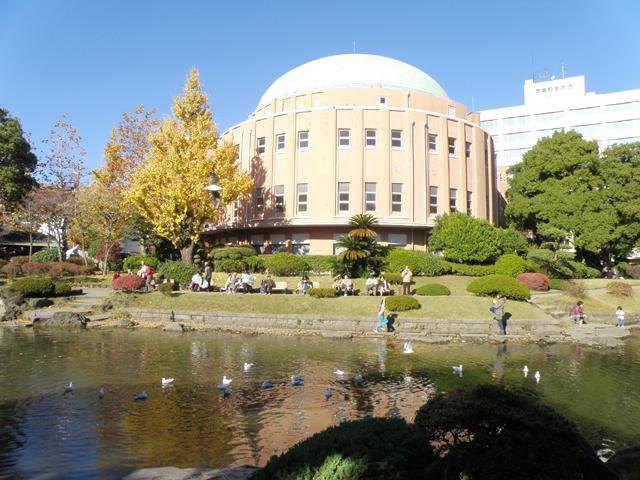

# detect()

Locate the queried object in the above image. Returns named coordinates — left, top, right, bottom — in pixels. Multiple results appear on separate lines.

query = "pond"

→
left=1, top=328, right=639, bottom=478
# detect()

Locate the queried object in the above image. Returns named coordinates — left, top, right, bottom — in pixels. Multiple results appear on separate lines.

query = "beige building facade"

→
left=208, top=54, right=498, bottom=255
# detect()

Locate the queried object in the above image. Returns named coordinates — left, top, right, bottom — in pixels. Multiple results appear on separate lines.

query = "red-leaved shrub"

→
left=96, top=242, right=122, bottom=269
left=1, top=262, right=21, bottom=277
left=516, top=272, right=550, bottom=291
left=21, top=262, right=92, bottom=278
left=112, top=274, right=145, bottom=292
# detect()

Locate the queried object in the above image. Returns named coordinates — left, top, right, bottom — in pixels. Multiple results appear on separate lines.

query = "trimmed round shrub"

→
left=263, top=253, right=309, bottom=276
left=308, top=287, right=337, bottom=298
left=157, top=261, right=198, bottom=288
left=211, top=246, right=256, bottom=261
left=415, top=283, right=450, bottom=296
left=548, top=278, right=569, bottom=290
left=385, top=248, right=443, bottom=276
left=10, top=277, right=55, bottom=297
left=441, top=261, right=495, bottom=277
left=21, top=261, right=91, bottom=278
left=606, top=281, right=633, bottom=297
left=217, top=258, right=248, bottom=273
left=31, top=248, right=60, bottom=263
left=385, top=295, right=421, bottom=312
left=567, top=260, right=601, bottom=279
left=304, top=255, right=335, bottom=274
left=466, top=274, right=530, bottom=300
left=252, top=417, right=434, bottom=480
left=414, top=385, right=606, bottom=480
left=53, top=281, right=72, bottom=296
left=112, top=274, right=146, bottom=292
left=494, top=254, right=527, bottom=278
left=383, top=273, right=402, bottom=285
left=157, top=282, right=174, bottom=296
left=123, top=255, right=159, bottom=272
left=516, top=272, right=549, bottom=291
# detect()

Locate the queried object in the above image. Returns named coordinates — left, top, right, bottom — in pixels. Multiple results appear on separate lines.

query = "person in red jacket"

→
left=145, top=264, right=153, bottom=291
left=570, top=301, right=586, bottom=325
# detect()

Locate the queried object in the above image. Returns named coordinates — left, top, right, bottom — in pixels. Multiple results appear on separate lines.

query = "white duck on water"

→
left=403, top=342, right=413, bottom=354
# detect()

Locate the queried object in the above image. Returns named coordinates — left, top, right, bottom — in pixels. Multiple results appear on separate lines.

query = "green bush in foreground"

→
left=308, top=288, right=337, bottom=298
left=10, top=277, right=55, bottom=297
left=494, top=254, right=526, bottom=278
left=304, top=255, right=335, bottom=274
left=414, top=385, right=610, bottom=479
left=157, top=261, right=198, bottom=288
left=466, top=274, right=530, bottom=300
left=548, top=278, right=569, bottom=290
left=385, top=295, right=420, bottom=312
left=415, top=283, right=450, bottom=296
left=53, top=281, right=72, bottom=296
left=251, top=417, right=434, bottom=480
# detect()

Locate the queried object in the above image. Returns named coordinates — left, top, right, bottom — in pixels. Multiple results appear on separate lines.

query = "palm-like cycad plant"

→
left=335, top=234, right=370, bottom=262
left=348, top=213, right=378, bottom=238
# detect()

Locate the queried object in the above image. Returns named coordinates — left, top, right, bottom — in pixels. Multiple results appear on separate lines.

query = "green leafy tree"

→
left=429, top=212, right=501, bottom=264
left=506, top=131, right=640, bottom=266
left=0, top=109, right=38, bottom=212
left=496, top=226, right=528, bottom=256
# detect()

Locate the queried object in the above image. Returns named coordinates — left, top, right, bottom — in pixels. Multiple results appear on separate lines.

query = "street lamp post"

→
left=203, top=174, right=222, bottom=208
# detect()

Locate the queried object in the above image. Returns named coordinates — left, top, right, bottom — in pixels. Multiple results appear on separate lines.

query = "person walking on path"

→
left=570, top=301, right=587, bottom=325
left=616, top=306, right=625, bottom=328
left=401, top=266, right=413, bottom=295
left=491, top=293, right=507, bottom=335
left=374, top=298, right=387, bottom=332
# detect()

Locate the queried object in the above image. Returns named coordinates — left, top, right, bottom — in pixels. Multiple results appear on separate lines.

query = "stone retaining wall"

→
left=127, top=308, right=562, bottom=338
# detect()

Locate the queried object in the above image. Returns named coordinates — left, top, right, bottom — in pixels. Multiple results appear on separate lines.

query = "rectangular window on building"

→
left=428, top=133, right=438, bottom=152
left=257, top=137, right=265, bottom=154
left=391, top=130, right=402, bottom=149
left=365, top=182, right=376, bottom=211
left=467, top=191, right=472, bottom=215
left=449, top=188, right=457, bottom=212
left=338, top=128, right=350, bottom=148
left=388, top=233, right=407, bottom=246
left=429, top=186, right=438, bottom=214
left=255, top=187, right=264, bottom=214
left=365, top=129, right=377, bottom=148
left=276, top=134, right=286, bottom=152
left=296, top=183, right=308, bottom=213
left=270, top=233, right=286, bottom=253
left=448, top=137, right=457, bottom=156
left=535, top=111, right=563, bottom=125
left=391, top=183, right=402, bottom=213
left=465, top=142, right=472, bottom=160
left=298, top=131, right=309, bottom=150
left=480, top=119, right=498, bottom=130
left=274, top=185, right=285, bottom=213
left=380, top=96, right=387, bottom=105
left=503, top=115, right=529, bottom=128
left=607, top=102, right=639, bottom=114
left=448, top=105, right=456, bottom=117
left=338, top=182, right=350, bottom=212
left=292, top=233, right=310, bottom=255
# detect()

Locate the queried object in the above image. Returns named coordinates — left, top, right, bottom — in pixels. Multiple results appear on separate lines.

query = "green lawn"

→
left=127, top=274, right=550, bottom=321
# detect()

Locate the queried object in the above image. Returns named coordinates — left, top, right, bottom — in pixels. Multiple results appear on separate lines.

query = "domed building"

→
left=208, top=54, right=498, bottom=254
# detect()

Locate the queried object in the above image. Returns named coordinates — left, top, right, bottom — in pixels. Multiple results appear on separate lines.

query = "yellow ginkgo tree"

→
left=128, top=68, right=252, bottom=263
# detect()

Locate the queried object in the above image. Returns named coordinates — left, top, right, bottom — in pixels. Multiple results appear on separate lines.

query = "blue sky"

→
left=1, top=0, right=638, bottom=170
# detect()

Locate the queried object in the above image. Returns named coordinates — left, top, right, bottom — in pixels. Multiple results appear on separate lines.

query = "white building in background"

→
left=479, top=75, right=640, bottom=193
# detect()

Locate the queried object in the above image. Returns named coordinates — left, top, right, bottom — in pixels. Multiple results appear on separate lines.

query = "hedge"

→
left=31, top=248, right=60, bottom=263
left=308, top=288, right=337, bottom=298
left=383, top=273, right=402, bottom=285
left=211, top=246, right=256, bottom=261
left=123, top=255, right=159, bottom=272
left=263, top=253, right=309, bottom=276
left=304, top=255, right=335, bottom=274
left=516, top=272, right=549, bottom=291
left=441, top=261, right=495, bottom=276
left=385, top=295, right=421, bottom=312
left=466, top=274, right=530, bottom=300
left=385, top=249, right=443, bottom=276
left=112, top=275, right=146, bottom=292
left=10, top=277, right=55, bottom=297
left=53, top=281, right=72, bottom=296
left=415, top=284, right=450, bottom=296
left=21, top=261, right=93, bottom=278
left=157, top=261, right=198, bottom=288
left=216, top=258, right=248, bottom=273
left=494, top=254, right=526, bottom=278
left=252, top=417, right=433, bottom=480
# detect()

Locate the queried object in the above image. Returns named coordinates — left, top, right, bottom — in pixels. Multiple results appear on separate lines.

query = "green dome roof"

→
left=258, top=54, right=448, bottom=108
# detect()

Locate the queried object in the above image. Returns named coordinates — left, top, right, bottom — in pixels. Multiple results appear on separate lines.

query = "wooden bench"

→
left=272, top=281, right=289, bottom=294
